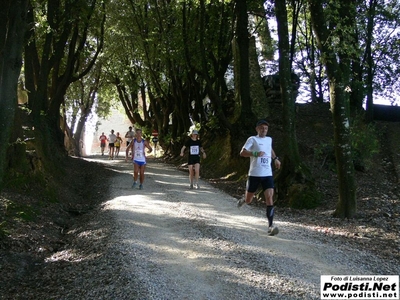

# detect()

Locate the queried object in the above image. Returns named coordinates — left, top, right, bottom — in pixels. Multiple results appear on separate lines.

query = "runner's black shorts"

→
left=246, top=176, right=274, bottom=193
left=188, top=156, right=200, bottom=165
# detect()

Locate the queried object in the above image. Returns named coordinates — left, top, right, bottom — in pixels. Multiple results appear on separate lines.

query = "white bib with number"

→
left=190, top=145, right=200, bottom=155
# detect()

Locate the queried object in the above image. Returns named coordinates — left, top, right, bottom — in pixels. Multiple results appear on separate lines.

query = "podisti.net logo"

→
left=321, top=275, right=399, bottom=299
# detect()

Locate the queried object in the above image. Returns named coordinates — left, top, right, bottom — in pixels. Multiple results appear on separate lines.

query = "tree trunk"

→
left=72, top=113, right=87, bottom=156
left=199, top=0, right=231, bottom=132
left=0, top=1, right=28, bottom=189
left=234, top=0, right=254, bottom=129
left=364, top=0, right=378, bottom=123
left=22, top=0, right=104, bottom=169
left=349, top=58, right=364, bottom=116
left=249, top=36, right=269, bottom=119
left=274, top=0, right=318, bottom=208
left=308, top=0, right=357, bottom=218
left=308, top=25, right=320, bottom=104
left=229, top=0, right=257, bottom=159
left=330, top=84, right=356, bottom=217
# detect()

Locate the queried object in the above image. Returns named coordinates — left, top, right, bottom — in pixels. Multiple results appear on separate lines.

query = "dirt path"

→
left=88, top=157, right=398, bottom=300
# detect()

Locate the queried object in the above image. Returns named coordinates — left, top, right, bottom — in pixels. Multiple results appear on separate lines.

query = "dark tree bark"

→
left=235, top=0, right=255, bottom=129
left=0, top=0, right=28, bottom=189
left=71, top=64, right=102, bottom=156
left=364, top=0, right=378, bottom=123
left=249, top=36, right=269, bottom=119
left=24, top=0, right=105, bottom=166
left=274, top=0, right=317, bottom=208
left=308, top=0, right=357, bottom=218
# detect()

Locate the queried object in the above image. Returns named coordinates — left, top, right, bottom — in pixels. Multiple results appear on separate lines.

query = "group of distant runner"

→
left=98, top=126, right=142, bottom=160
left=98, top=130, right=123, bottom=159
left=99, top=120, right=281, bottom=236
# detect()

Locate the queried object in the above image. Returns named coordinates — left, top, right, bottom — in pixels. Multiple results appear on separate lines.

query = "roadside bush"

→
left=313, top=142, right=336, bottom=171
left=350, top=117, right=380, bottom=171
left=313, top=117, right=380, bottom=172
left=287, top=183, right=321, bottom=209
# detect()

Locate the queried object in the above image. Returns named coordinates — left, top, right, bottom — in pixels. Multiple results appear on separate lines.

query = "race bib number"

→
left=135, top=150, right=143, bottom=158
left=259, top=156, right=270, bottom=168
left=190, top=146, right=200, bottom=155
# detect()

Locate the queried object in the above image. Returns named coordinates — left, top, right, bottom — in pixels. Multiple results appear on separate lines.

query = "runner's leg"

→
left=264, top=188, right=274, bottom=227
left=245, top=177, right=259, bottom=204
left=188, top=164, right=194, bottom=186
left=133, top=163, right=139, bottom=182
left=139, top=165, right=145, bottom=184
left=194, top=163, right=200, bottom=185
left=125, top=142, right=130, bottom=161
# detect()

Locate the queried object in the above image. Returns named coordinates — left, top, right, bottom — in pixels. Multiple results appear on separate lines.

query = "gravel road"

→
left=13, top=157, right=398, bottom=300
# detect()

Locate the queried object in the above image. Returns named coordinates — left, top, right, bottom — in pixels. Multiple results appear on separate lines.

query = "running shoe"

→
left=132, top=181, right=137, bottom=188
left=268, top=226, right=279, bottom=236
left=195, top=184, right=200, bottom=190
left=139, top=184, right=143, bottom=190
left=237, top=198, right=246, bottom=208
left=189, top=184, right=193, bottom=189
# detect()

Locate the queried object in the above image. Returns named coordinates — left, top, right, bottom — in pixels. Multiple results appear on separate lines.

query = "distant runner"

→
left=99, top=132, right=107, bottom=156
left=115, top=132, right=123, bottom=158
left=108, top=130, right=117, bottom=160
left=125, top=126, right=135, bottom=162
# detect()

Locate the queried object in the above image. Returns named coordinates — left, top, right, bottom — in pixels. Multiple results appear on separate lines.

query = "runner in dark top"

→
left=180, top=129, right=206, bottom=189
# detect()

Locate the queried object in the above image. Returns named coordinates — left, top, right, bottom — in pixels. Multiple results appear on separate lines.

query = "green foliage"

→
left=313, top=117, right=380, bottom=172
left=160, top=132, right=173, bottom=146
left=7, top=139, right=30, bottom=173
left=2, top=199, right=37, bottom=222
left=134, top=125, right=153, bottom=140
left=288, top=184, right=321, bottom=209
left=350, top=117, right=380, bottom=170
left=206, top=115, right=222, bottom=131
left=4, top=172, right=59, bottom=204
left=104, top=0, right=236, bottom=143
left=313, top=142, right=336, bottom=171
left=202, top=133, right=247, bottom=180
left=0, top=221, right=9, bottom=237
left=186, top=124, right=201, bottom=136
left=15, top=209, right=36, bottom=222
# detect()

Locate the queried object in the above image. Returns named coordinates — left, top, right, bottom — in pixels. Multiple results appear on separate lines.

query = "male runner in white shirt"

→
left=238, top=120, right=281, bottom=236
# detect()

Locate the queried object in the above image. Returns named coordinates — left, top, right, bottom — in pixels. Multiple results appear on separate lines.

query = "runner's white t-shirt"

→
left=242, top=136, right=273, bottom=177
left=125, top=130, right=135, bottom=142
left=108, top=133, right=117, bottom=143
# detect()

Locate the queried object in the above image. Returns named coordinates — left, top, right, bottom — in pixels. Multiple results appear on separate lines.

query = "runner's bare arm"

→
left=272, top=149, right=281, bottom=169
left=201, top=147, right=206, bottom=159
left=180, top=145, right=186, bottom=156
left=240, top=148, right=265, bottom=157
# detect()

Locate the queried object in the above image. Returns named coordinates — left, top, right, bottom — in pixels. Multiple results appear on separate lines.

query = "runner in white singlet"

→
left=126, top=128, right=152, bottom=190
